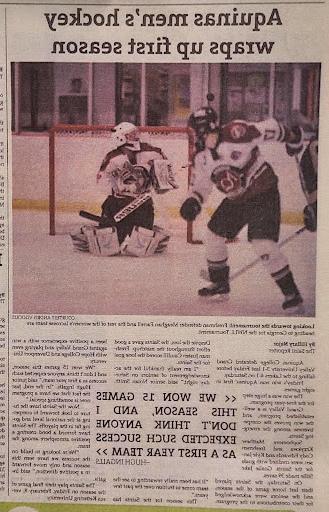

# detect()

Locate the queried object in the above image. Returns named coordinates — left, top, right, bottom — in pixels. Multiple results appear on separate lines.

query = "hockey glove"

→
left=180, top=197, right=202, bottom=221
left=303, top=201, right=317, bottom=232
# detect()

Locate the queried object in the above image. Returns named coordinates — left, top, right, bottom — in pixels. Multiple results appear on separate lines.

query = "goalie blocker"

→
left=151, top=159, right=178, bottom=192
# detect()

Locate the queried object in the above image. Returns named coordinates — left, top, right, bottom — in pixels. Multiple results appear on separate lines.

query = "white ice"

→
left=12, top=210, right=316, bottom=317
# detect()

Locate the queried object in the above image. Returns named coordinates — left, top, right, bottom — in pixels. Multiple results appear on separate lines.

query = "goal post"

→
left=49, top=124, right=201, bottom=242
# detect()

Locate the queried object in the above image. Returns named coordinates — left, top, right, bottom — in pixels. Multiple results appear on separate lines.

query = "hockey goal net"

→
left=49, top=124, right=200, bottom=242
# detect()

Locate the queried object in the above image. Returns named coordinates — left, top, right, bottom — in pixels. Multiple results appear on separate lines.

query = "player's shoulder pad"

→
left=220, top=120, right=261, bottom=143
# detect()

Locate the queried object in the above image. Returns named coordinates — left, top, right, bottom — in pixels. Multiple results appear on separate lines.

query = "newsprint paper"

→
left=0, top=1, right=329, bottom=512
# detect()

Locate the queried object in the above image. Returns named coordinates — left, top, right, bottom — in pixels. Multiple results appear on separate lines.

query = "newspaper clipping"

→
left=0, top=1, right=328, bottom=512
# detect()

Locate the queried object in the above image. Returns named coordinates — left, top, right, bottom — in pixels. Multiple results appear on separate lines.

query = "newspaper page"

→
left=0, top=1, right=328, bottom=512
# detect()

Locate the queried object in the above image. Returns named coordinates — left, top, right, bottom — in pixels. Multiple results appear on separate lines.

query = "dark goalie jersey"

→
left=190, top=118, right=302, bottom=203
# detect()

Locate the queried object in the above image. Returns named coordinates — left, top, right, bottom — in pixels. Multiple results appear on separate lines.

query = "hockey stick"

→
left=79, top=193, right=152, bottom=226
left=79, top=210, right=102, bottom=223
left=200, top=226, right=307, bottom=282
left=231, top=226, right=306, bottom=281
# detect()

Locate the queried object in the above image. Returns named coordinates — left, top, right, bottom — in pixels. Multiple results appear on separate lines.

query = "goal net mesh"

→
left=49, top=124, right=305, bottom=243
left=49, top=124, right=200, bottom=242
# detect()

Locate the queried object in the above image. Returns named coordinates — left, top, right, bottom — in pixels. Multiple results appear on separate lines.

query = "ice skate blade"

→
left=199, top=293, right=230, bottom=302
left=284, top=303, right=305, bottom=316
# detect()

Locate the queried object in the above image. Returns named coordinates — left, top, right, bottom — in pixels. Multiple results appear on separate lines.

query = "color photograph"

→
left=11, top=62, right=319, bottom=316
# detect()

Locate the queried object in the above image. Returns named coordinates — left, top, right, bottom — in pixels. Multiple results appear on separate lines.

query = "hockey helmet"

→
left=109, top=132, right=126, bottom=149
left=111, top=122, right=139, bottom=142
left=188, top=107, right=218, bottom=138
left=110, top=162, right=151, bottom=197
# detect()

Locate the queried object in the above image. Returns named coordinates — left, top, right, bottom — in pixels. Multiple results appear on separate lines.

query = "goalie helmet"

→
left=108, top=131, right=126, bottom=150
left=110, top=161, right=151, bottom=197
left=111, top=122, right=140, bottom=142
left=108, top=122, right=140, bottom=151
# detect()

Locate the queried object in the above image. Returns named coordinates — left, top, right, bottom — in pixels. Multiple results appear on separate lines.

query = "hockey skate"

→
left=199, top=263, right=230, bottom=300
left=282, top=292, right=304, bottom=315
left=198, top=282, right=230, bottom=301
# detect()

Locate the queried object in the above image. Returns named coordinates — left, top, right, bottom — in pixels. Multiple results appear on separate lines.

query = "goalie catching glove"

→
left=180, top=197, right=202, bottom=221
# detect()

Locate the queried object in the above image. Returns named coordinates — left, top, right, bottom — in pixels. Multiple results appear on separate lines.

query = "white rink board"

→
left=13, top=134, right=306, bottom=230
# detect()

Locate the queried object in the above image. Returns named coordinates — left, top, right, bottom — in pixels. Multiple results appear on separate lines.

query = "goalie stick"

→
left=79, top=193, right=152, bottom=225
left=200, top=226, right=307, bottom=282
left=79, top=210, right=102, bottom=223
left=231, top=226, right=306, bottom=281
left=113, top=193, right=152, bottom=222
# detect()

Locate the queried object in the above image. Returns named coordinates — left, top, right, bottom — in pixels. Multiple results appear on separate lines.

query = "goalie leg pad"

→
left=83, top=226, right=120, bottom=256
left=121, top=226, right=170, bottom=257
left=251, top=239, right=288, bottom=276
left=70, top=226, right=90, bottom=252
left=152, top=225, right=171, bottom=253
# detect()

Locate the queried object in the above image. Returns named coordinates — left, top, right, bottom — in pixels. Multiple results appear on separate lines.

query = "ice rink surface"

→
left=12, top=210, right=316, bottom=317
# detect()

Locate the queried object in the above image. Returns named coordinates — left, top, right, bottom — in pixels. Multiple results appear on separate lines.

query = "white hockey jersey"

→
left=96, top=142, right=165, bottom=188
left=190, top=118, right=300, bottom=202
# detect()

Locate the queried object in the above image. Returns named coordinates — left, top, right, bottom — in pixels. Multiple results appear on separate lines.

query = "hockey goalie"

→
left=180, top=116, right=308, bottom=313
left=70, top=122, right=177, bottom=257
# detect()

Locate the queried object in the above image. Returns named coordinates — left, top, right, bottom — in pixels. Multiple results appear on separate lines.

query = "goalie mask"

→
left=110, top=162, right=151, bottom=197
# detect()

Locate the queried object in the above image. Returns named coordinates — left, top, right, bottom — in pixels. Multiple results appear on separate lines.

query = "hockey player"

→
left=99, top=161, right=155, bottom=245
left=180, top=117, right=305, bottom=312
left=71, top=122, right=176, bottom=257
left=96, top=122, right=170, bottom=186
